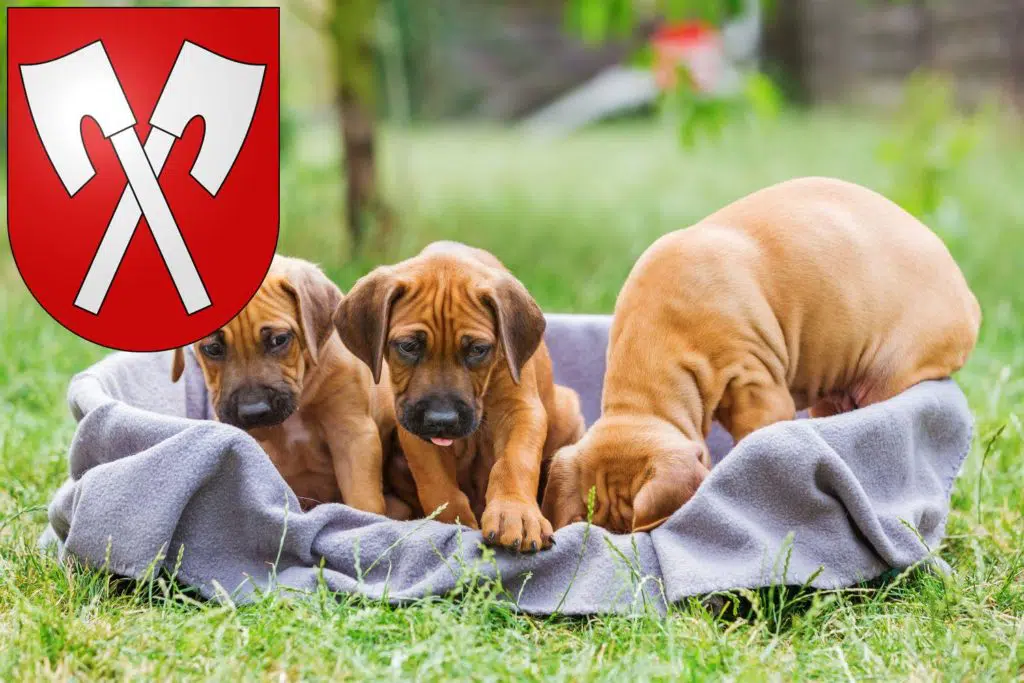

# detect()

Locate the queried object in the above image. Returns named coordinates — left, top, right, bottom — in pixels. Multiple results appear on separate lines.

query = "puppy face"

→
left=171, top=256, right=341, bottom=430
left=542, top=416, right=709, bottom=533
left=334, top=247, right=545, bottom=446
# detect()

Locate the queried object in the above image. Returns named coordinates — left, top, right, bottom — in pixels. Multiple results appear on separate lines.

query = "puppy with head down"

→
left=334, top=242, right=585, bottom=552
left=173, top=255, right=411, bottom=517
left=543, top=177, right=981, bottom=534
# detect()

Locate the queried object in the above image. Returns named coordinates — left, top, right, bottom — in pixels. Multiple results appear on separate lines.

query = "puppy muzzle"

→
left=220, top=385, right=297, bottom=429
left=400, top=393, right=478, bottom=444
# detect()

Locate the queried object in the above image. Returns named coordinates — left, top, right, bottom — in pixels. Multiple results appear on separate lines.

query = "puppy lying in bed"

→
left=172, top=255, right=415, bottom=518
left=334, top=242, right=585, bottom=552
left=543, top=177, right=981, bottom=534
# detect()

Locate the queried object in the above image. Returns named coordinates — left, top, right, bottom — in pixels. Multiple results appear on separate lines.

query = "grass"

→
left=2, top=113, right=1022, bottom=680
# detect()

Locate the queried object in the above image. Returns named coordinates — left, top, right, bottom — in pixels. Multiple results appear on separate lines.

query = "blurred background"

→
left=1, top=0, right=1021, bottom=338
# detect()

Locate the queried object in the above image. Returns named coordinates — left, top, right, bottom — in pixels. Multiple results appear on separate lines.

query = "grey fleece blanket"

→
left=41, top=314, right=972, bottom=614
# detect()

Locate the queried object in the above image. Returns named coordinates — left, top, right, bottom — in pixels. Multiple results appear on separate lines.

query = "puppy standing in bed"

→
left=543, top=177, right=981, bottom=534
left=334, top=242, right=585, bottom=552
left=172, top=255, right=414, bottom=518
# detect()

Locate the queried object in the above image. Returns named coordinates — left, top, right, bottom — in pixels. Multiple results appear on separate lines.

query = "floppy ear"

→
left=541, top=445, right=587, bottom=530
left=631, top=447, right=709, bottom=533
left=280, top=264, right=343, bottom=365
left=482, top=274, right=545, bottom=384
left=171, top=348, right=186, bottom=383
left=333, top=268, right=404, bottom=384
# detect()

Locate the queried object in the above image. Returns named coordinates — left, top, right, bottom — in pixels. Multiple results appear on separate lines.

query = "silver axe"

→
left=20, top=41, right=265, bottom=315
left=21, top=42, right=209, bottom=314
left=75, top=42, right=265, bottom=315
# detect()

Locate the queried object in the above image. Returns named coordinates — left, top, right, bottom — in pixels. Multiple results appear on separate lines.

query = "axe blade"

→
left=149, top=41, right=266, bottom=196
left=20, top=41, right=137, bottom=197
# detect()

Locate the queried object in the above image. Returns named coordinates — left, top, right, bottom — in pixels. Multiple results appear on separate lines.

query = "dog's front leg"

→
left=482, top=402, right=552, bottom=552
left=398, top=429, right=479, bottom=528
left=326, top=416, right=388, bottom=515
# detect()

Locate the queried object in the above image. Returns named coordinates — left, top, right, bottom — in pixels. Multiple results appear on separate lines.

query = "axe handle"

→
left=74, top=130, right=176, bottom=315
left=111, top=130, right=210, bottom=315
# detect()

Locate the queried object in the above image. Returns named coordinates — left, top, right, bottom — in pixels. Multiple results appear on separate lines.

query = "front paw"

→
left=432, top=491, right=479, bottom=529
left=481, top=498, right=554, bottom=553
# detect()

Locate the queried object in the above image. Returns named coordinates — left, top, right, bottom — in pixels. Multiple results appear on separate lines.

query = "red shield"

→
left=7, top=7, right=279, bottom=352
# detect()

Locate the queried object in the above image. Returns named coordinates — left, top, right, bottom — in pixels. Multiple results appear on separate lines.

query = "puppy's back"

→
left=708, top=177, right=979, bottom=353
left=615, top=177, right=979, bottom=396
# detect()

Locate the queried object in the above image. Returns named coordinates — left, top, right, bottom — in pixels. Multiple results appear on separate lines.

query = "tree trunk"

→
left=1012, top=0, right=1024, bottom=110
left=913, top=0, right=932, bottom=70
left=327, top=0, right=391, bottom=252
left=762, top=0, right=808, bottom=104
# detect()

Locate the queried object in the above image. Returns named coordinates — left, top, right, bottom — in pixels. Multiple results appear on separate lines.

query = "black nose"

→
left=401, top=393, right=478, bottom=441
left=422, top=407, right=460, bottom=433
left=238, top=398, right=272, bottom=422
left=223, top=385, right=296, bottom=429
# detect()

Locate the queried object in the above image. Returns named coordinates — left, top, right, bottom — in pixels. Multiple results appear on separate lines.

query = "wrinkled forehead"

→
left=209, top=277, right=300, bottom=345
left=389, top=266, right=497, bottom=343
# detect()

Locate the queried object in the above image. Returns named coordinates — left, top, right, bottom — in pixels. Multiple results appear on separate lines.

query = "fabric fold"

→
left=41, top=314, right=972, bottom=615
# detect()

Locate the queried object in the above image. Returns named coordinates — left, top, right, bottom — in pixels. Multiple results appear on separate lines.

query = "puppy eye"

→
left=465, top=343, right=492, bottom=362
left=200, top=341, right=225, bottom=360
left=267, top=331, right=293, bottom=351
left=398, top=339, right=421, bottom=354
left=393, top=337, right=424, bottom=361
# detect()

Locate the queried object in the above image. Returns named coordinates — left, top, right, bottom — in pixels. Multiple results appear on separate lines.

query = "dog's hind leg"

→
left=538, top=385, right=586, bottom=506
left=716, top=378, right=796, bottom=443
left=809, top=394, right=856, bottom=418
left=384, top=494, right=415, bottom=521
left=544, top=385, right=586, bottom=459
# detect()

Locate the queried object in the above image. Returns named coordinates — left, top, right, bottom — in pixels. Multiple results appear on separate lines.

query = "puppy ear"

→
left=631, top=447, right=709, bottom=533
left=171, top=348, right=186, bottom=383
left=333, top=268, right=404, bottom=384
left=280, top=263, right=343, bottom=366
left=541, top=445, right=587, bottom=530
left=482, top=274, right=545, bottom=384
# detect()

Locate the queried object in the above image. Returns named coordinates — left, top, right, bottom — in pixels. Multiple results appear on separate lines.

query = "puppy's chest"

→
left=256, top=414, right=333, bottom=479
left=451, top=430, right=497, bottom=514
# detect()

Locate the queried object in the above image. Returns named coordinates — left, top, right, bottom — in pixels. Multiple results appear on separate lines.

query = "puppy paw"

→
left=481, top=499, right=554, bottom=553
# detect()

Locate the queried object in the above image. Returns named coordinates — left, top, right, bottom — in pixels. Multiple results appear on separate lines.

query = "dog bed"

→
left=40, top=314, right=972, bottom=615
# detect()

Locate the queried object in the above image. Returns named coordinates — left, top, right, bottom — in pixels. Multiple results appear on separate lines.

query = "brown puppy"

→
left=172, top=255, right=407, bottom=517
left=334, top=241, right=585, bottom=552
left=543, top=177, right=981, bottom=534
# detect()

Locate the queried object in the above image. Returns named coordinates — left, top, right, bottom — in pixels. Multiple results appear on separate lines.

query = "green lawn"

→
left=1, top=114, right=1022, bottom=680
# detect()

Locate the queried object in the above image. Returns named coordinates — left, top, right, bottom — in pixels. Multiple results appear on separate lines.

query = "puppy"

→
left=333, top=241, right=585, bottom=552
left=543, top=177, right=981, bottom=534
left=172, top=255, right=406, bottom=517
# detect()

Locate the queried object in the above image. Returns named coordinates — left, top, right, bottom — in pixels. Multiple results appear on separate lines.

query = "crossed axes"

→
left=20, top=41, right=265, bottom=314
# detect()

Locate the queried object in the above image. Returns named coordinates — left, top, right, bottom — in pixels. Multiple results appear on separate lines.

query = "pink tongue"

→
left=431, top=437, right=454, bottom=447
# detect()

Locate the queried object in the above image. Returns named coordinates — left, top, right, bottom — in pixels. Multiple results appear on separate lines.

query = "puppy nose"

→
left=231, top=386, right=277, bottom=427
left=237, top=399, right=272, bottom=421
left=422, top=408, right=460, bottom=432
